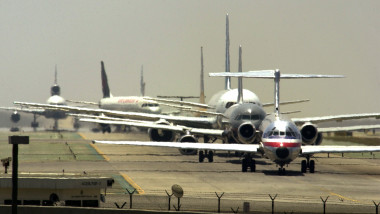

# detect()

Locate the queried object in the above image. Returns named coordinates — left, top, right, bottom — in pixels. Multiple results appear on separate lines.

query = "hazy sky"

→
left=0, top=0, right=379, bottom=118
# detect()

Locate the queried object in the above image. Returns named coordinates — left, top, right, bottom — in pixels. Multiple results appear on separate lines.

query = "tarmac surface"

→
left=0, top=130, right=380, bottom=213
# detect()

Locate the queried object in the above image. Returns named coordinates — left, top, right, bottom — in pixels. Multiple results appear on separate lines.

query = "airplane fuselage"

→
left=100, top=96, right=161, bottom=114
left=208, top=89, right=262, bottom=114
left=45, top=95, right=67, bottom=119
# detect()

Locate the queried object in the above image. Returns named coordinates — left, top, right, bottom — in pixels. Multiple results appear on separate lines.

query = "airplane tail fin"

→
left=200, top=47, right=205, bottom=105
left=237, top=45, right=243, bottom=104
left=51, top=65, right=61, bottom=96
left=210, top=70, right=344, bottom=115
left=224, top=14, right=231, bottom=90
left=140, top=65, right=145, bottom=97
left=101, top=61, right=111, bottom=98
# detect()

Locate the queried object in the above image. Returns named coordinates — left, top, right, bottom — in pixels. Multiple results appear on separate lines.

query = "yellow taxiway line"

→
left=120, top=172, right=145, bottom=195
left=79, top=132, right=111, bottom=161
left=78, top=132, right=144, bottom=194
left=89, top=143, right=110, bottom=161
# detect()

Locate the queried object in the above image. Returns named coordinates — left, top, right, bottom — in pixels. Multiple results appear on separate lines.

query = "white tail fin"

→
left=225, top=14, right=231, bottom=90
left=237, top=45, right=243, bottom=104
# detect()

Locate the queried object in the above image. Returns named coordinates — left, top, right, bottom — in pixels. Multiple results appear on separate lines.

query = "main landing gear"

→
left=301, top=156, right=315, bottom=173
left=242, top=154, right=256, bottom=172
left=278, top=165, right=286, bottom=175
left=199, top=150, right=214, bottom=162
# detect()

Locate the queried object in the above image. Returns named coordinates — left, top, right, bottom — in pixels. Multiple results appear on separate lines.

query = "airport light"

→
left=9, top=136, right=29, bottom=214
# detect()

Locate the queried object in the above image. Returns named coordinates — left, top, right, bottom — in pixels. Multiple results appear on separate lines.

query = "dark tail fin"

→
left=101, top=61, right=111, bottom=98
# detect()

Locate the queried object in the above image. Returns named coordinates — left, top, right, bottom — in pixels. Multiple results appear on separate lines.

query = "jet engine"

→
left=10, top=111, right=20, bottom=123
left=237, top=122, right=256, bottom=144
left=148, top=121, right=175, bottom=142
left=177, top=134, right=198, bottom=155
left=300, top=123, right=319, bottom=145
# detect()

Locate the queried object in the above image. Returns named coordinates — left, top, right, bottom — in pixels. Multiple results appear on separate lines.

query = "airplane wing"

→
left=66, top=100, right=99, bottom=106
left=81, top=118, right=225, bottom=137
left=93, top=140, right=260, bottom=153
left=262, top=99, right=310, bottom=107
left=14, top=101, right=218, bottom=128
left=301, top=145, right=380, bottom=155
left=144, top=97, right=213, bottom=109
left=0, top=107, right=45, bottom=114
left=292, top=113, right=380, bottom=125
left=318, top=124, right=380, bottom=133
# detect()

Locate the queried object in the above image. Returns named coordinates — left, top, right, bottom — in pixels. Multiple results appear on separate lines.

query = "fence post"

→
left=215, top=192, right=225, bottom=213
left=231, top=207, right=239, bottom=213
left=165, top=190, right=174, bottom=211
left=374, top=201, right=380, bottom=214
left=320, top=196, right=329, bottom=214
left=126, top=189, right=136, bottom=209
left=269, top=194, right=278, bottom=214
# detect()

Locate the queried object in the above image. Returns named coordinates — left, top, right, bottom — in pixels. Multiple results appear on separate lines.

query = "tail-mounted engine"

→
left=300, top=123, right=320, bottom=145
left=237, top=122, right=257, bottom=144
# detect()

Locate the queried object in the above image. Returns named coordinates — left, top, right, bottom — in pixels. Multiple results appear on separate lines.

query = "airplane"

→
left=91, top=69, right=380, bottom=174
left=0, top=66, right=75, bottom=131
left=13, top=47, right=380, bottom=163
left=67, top=61, right=162, bottom=132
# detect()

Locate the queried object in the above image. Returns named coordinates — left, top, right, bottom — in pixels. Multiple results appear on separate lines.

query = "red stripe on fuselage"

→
left=263, top=142, right=301, bottom=148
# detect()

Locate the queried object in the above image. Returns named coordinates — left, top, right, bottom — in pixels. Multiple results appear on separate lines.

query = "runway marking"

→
left=120, top=172, right=145, bottom=195
left=320, top=187, right=369, bottom=205
left=90, top=143, right=110, bottom=161
left=78, top=132, right=87, bottom=140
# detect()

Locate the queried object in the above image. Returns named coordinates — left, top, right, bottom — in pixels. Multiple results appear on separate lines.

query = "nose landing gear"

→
left=242, top=154, right=256, bottom=172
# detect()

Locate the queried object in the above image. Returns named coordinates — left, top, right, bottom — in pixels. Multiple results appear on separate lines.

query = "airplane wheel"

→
left=250, top=159, right=256, bottom=172
left=278, top=168, right=286, bottom=175
left=309, top=160, right=315, bottom=173
left=199, top=151, right=205, bottom=163
left=207, top=151, right=214, bottom=163
left=242, top=159, right=248, bottom=172
left=301, top=160, right=307, bottom=173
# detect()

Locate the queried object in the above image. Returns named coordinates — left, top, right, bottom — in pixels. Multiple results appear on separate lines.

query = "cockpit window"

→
left=264, top=126, right=299, bottom=138
left=235, top=114, right=262, bottom=121
left=225, top=102, right=236, bottom=109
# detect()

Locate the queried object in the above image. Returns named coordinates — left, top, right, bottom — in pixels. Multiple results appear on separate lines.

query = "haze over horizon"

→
left=1, top=0, right=379, bottom=118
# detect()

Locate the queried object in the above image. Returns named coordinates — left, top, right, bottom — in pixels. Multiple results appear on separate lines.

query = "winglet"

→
left=101, top=61, right=111, bottom=98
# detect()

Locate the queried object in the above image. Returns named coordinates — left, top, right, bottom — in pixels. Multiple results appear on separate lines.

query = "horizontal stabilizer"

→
left=210, top=70, right=344, bottom=79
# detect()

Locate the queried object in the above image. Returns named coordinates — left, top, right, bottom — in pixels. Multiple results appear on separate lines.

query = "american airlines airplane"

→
left=1, top=67, right=73, bottom=131
left=90, top=69, right=380, bottom=174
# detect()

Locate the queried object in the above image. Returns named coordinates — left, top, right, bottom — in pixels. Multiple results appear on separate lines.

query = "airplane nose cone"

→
left=276, top=147, right=289, bottom=159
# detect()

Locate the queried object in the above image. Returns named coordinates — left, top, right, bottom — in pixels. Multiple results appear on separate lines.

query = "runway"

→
left=1, top=130, right=379, bottom=213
